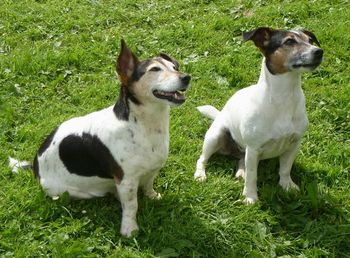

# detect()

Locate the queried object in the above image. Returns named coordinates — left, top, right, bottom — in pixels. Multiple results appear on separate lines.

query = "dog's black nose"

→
left=180, top=74, right=191, bottom=85
left=313, top=48, right=323, bottom=59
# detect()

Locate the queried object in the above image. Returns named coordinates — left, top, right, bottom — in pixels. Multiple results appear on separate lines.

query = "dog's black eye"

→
left=285, top=38, right=297, bottom=46
left=149, top=67, right=162, bottom=72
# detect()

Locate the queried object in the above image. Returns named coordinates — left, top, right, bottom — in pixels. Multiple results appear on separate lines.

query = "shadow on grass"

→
left=259, top=162, right=350, bottom=256
left=42, top=188, right=226, bottom=257
left=205, top=155, right=350, bottom=256
left=25, top=156, right=349, bottom=257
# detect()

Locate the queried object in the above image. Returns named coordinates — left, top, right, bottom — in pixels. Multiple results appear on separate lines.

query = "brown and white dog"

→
left=10, top=40, right=191, bottom=237
left=194, top=27, right=323, bottom=204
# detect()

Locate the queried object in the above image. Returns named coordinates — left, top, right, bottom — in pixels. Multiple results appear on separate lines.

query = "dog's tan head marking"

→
left=243, top=27, right=323, bottom=75
left=114, top=40, right=191, bottom=120
left=133, top=53, right=191, bottom=106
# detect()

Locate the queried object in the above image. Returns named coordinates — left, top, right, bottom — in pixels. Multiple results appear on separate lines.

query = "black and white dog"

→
left=194, top=28, right=323, bottom=204
left=10, top=40, right=191, bottom=237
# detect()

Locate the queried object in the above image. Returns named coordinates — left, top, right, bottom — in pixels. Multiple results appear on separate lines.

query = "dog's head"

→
left=116, top=40, right=191, bottom=106
left=243, top=27, right=323, bottom=75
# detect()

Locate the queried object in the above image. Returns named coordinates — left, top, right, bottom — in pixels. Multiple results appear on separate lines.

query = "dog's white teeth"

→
left=154, top=90, right=185, bottom=101
left=166, top=92, right=173, bottom=96
left=174, top=91, right=185, bottom=100
left=158, top=91, right=171, bottom=96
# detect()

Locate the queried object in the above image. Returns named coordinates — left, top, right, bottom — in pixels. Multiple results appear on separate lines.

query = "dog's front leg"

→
left=116, top=178, right=139, bottom=237
left=141, top=172, right=161, bottom=200
left=243, top=147, right=259, bottom=204
left=279, top=141, right=300, bottom=191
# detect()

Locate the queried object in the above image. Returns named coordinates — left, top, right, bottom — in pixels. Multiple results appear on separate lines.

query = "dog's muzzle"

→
left=153, top=74, right=191, bottom=105
left=292, top=48, right=323, bottom=69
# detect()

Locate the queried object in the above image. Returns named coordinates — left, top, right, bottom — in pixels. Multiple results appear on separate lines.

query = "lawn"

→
left=1, top=0, right=349, bottom=257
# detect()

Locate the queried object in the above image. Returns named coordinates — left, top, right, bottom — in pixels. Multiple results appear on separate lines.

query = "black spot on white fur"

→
left=37, top=127, right=58, bottom=156
left=113, top=86, right=140, bottom=121
left=33, top=127, right=58, bottom=179
left=33, top=155, right=40, bottom=180
left=113, top=60, right=151, bottom=121
left=59, top=133, right=124, bottom=180
left=127, top=128, right=134, bottom=138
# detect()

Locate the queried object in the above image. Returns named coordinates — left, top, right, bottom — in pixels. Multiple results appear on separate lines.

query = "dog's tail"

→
left=8, top=157, right=32, bottom=173
left=197, top=105, right=220, bottom=120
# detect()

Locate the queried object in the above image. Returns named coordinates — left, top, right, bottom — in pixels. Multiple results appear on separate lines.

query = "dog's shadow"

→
left=259, top=161, right=349, bottom=248
left=38, top=156, right=348, bottom=256
left=207, top=154, right=349, bottom=254
left=44, top=186, right=222, bottom=257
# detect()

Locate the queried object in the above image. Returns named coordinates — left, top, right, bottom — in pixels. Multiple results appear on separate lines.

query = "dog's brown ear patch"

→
left=116, top=39, right=139, bottom=85
left=159, top=53, right=179, bottom=70
left=301, top=30, right=321, bottom=47
left=243, top=27, right=275, bottom=54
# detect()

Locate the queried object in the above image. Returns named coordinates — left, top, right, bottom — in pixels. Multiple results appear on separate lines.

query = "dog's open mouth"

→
left=153, top=89, right=186, bottom=104
left=292, top=60, right=322, bottom=69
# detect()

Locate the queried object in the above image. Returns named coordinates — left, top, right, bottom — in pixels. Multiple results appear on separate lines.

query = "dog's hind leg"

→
left=216, top=130, right=245, bottom=179
left=235, top=158, right=245, bottom=179
left=278, top=142, right=300, bottom=191
left=141, top=171, right=161, bottom=200
left=194, top=122, right=226, bottom=182
left=116, top=178, right=139, bottom=237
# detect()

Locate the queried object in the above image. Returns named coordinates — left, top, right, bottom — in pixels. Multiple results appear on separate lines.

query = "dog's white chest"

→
left=130, top=125, right=169, bottom=173
left=112, top=107, right=170, bottom=176
left=256, top=101, right=307, bottom=159
left=260, top=132, right=300, bottom=159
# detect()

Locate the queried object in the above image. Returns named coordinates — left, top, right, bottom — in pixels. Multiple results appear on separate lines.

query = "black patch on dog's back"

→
left=59, top=133, right=124, bottom=180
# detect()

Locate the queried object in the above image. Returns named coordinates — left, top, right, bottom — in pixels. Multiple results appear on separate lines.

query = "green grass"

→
left=1, top=0, right=349, bottom=257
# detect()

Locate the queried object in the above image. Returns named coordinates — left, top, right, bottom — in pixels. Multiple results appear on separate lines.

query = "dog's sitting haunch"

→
left=194, top=27, right=323, bottom=204
left=11, top=40, right=191, bottom=237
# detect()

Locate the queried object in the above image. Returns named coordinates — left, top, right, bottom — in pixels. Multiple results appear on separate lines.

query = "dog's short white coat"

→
left=38, top=102, right=170, bottom=200
left=10, top=43, right=190, bottom=237
left=195, top=59, right=309, bottom=204
left=37, top=100, right=170, bottom=236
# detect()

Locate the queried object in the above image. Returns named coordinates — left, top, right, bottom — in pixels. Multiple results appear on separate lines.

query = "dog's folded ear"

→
left=301, top=30, right=321, bottom=47
left=116, top=39, right=139, bottom=85
left=159, top=53, right=179, bottom=71
left=243, top=27, right=274, bottom=53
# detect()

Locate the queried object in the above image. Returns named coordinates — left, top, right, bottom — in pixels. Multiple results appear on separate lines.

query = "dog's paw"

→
left=235, top=169, right=245, bottom=180
left=194, top=173, right=207, bottom=182
left=243, top=196, right=258, bottom=205
left=279, top=179, right=299, bottom=191
left=145, top=190, right=162, bottom=200
left=194, top=170, right=207, bottom=182
left=120, top=221, right=139, bottom=238
left=243, top=187, right=258, bottom=205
